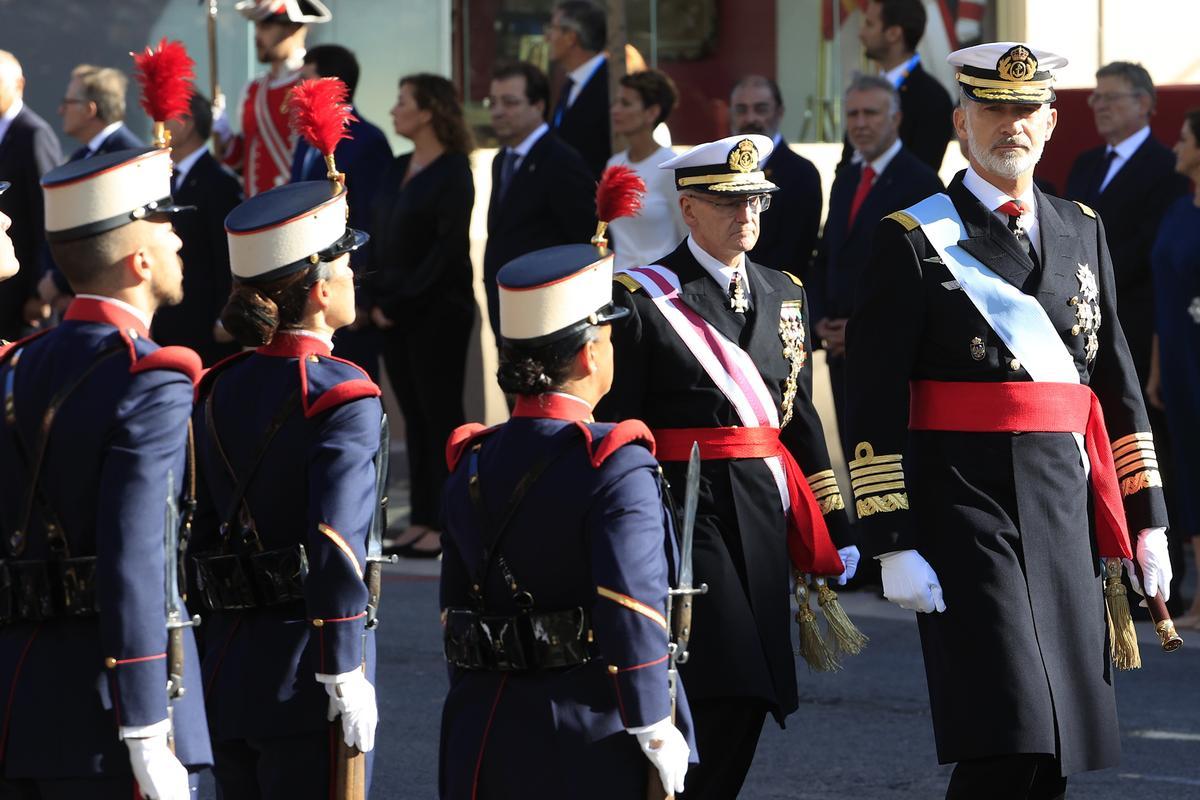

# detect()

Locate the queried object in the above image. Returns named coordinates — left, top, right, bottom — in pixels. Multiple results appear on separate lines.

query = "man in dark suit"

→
left=152, top=88, right=243, bottom=365
left=845, top=0, right=954, bottom=172
left=813, top=74, right=942, bottom=452
left=1065, top=61, right=1189, bottom=611
left=545, top=0, right=610, bottom=179
left=731, top=75, right=823, bottom=276
left=291, top=44, right=392, bottom=380
left=0, top=50, right=62, bottom=341
left=40, top=64, right=142, bottom=314
left=484, top=61, right=595, bottom=339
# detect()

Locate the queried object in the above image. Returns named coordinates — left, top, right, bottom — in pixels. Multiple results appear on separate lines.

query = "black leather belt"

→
left=0, top=556, right=100, bottom=625
left=191, top=545, right=307, bottom=612
left=443, top=606, right=593, bottom=671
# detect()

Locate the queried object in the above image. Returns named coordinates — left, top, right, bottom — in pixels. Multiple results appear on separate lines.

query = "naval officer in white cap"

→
left=595, top=134, right=859, bottom=799
left=843, top=42, right=1173, bottom=798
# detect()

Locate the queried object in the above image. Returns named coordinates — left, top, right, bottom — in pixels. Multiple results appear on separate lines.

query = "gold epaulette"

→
left=614, top=273, right=643, bottom=294
left=884, top=210, right=920, bottom=231
left=848, top=442, right=908, bottom=518
left=782, top=271, right=803, bottom=287
left=1073, top=200, right=1097, bottom=219
left=1112, top=432, right=1162, bottom=497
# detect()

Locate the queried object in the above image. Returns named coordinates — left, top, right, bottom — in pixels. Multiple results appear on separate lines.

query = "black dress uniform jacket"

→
left=844, top=173, right=1169, bottom=775
left=596, top=240, right=852, bottom=722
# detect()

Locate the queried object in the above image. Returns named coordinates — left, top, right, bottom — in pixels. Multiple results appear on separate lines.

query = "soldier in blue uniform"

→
left=190, top=177, right=383, bottom=797
left=0, top=147, right=211, bottom=799
left=439, top=242, right=695, bottom=799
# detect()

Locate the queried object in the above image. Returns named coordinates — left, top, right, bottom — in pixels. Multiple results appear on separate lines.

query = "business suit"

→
left=151, top=151, right=243, bottom=365
left=838, top=61, right=955, bottom=172
left=552, top=58, right=611, bottom=180
left=747, top=141, right=822, bottom=275
left=812, top=145, right=943, bottom=451
left=0, top=104, right=62, bottom=341
left=67, top=123, right=142, bottom=162
left=290, top=111, right=393, bottom=380
left=484, top=130, right=595, bottom=337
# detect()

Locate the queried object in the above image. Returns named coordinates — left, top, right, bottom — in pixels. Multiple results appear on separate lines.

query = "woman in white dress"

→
left=606, top=69, right=686, bottom=269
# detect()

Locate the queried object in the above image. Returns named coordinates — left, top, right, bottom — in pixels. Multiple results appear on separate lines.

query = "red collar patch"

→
left=511, top=393, right=594, bottom=422
left=63, top=297, right=150, bottom=339
left=257, top=333, right=332, bottom=359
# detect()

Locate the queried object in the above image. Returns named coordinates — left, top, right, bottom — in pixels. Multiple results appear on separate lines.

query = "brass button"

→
left=312, top=618, right=324, bottom=628
left=1069, top=296, right=1079, bottom=306
left=308, top=355, right=319, bottom=363
left=607, top=665, right=619, bottom=674
left=128, top=329, right=139, bottom=340
left=105, top=657, right=117, bottom=669
left=1009, top=358, right=1021, bottom=371
left=1071, top=325, right=1081, bottom=336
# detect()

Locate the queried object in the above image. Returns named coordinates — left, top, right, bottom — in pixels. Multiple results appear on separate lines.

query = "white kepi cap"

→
left=41, top=147, right=192, bottom=243
left=235, top=0, right=332, bottom=23
left=225, top=181, right=368, bottom=283
left=660, top=133, right=780, bottom=194
left=948, top=42, right=1069, bottom=104
left=498, top=244, right=629, bottom=346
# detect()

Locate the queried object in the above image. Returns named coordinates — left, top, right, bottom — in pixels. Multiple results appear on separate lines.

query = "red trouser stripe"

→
left=908, top=380, right=1133, bottom=559
left=653, top=427, right=844, bottom=576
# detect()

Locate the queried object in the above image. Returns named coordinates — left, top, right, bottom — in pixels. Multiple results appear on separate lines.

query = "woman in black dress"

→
left=368, top=73, right=475, bottom=557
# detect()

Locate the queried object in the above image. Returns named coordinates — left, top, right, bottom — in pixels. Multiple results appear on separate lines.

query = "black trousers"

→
left=677, top=697, right=769, bottom=800
left=379, top=299, right=473, bottom=528
left=212, top=726, right=374, bottom=800
left=946, top=754, right=1068, bottom=800
left=0, top=771, right=202, bottom=799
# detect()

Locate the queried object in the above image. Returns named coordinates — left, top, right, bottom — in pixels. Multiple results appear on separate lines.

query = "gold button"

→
left=1069, top=297, right=1079, bottom=306
left=607, top=665, right=619, bottom=674
left=307, top=354, right=319, bottom=363
left=312, top=618, right=324, bottom=628
left=128, top=329, right=139, bottom=340
left=1009, top=358, right=1021, bottom=370
left=1071, top=325, right=1081, bottom=335
left=105, top=657, right=117, bottom=669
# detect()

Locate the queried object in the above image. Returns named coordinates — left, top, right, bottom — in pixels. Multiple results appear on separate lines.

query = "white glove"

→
left=317, top=669, right=378, bottom=752
left=125, top=733, right=189, bottom=800
left=836, top=545, right=860, bottom=586
left=878, top=549, right=946, bottom=613
left=1124, top=527, right=1172, bottom=604
left=210, top=92, right=233, bottom=143
left=628, top=717, right=689, bottom=795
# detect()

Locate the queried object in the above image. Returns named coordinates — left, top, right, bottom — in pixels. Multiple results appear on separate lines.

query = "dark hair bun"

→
left=496, top=357, right=556, bottom=396
left=220, top=283, right=280, bottom=347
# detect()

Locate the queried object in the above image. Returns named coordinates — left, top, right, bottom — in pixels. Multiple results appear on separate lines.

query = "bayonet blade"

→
left=367, top=414, right=389, bottom=561
left=677, top=442, right=701, bottom=590
left=164, top=468, right=181, bottom=618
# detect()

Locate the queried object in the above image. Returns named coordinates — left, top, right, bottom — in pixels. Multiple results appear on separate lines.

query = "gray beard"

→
left=969, top=135, right=1044, bottom=180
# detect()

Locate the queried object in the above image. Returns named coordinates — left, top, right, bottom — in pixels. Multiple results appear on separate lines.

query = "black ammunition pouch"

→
left=443, top=606, right=592, bottom=671
left=0, top=556, right=100, bottom=625
left=191, top=545, right=307, bottom=612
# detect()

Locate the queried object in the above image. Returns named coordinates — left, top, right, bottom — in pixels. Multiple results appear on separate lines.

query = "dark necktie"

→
left=997, top=199, right=1040, bottom=270
left=1088, top=148, right=1117, bottom=203
left=498, top=149, right=519, bottom=199
left=69, top=145, right=92, bottom=162
left=847, top=164, right=876, bottom=228
left=552, top=77, right=574, bottom=128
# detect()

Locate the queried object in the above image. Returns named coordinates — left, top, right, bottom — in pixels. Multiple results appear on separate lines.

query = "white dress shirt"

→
left=172, top=146, right=208, bottom=192
left=502, top=122, right=549, bottom=174
left=687, top=234, right=749, bottom=304
left=84, top=120, right=126, bottom=156
left=961, top=166, right=1042, bottom=262
left=565, top=53, right=606, bottom=108
left=606, top=146, right=687, bottom=269
left=1099, top=125, right=1151, bottom=193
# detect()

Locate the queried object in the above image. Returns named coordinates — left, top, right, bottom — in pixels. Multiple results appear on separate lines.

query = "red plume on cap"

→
left=131, top=39, right=195, bottom=147
left=288, top=77, right=357, bottom=184
left=592, top=165, right=646, bottom=250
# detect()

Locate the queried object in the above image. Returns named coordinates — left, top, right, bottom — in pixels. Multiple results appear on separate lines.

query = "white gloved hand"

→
left=879, top=549, right=946, bottom=613
left=629, top=717, right=689, bottom=795
left=125, top=733, right=189, bottom=800
left=210, top=92, right=233, bottom=143
left=1123, top=527, right=1172, bottom=604
left=317, top=669, right=378, bottom=752
left=836, top=545, right=861, bottom=586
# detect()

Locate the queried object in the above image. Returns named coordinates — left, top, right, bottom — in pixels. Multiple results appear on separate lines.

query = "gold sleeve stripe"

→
left=614, top=273, right=644, bottom=294
left=851, top=470, right=905, bottom=487
left=849, top=463, right=905, bottom=479
left=596, top=586, right=667, bottom=631
left=1114, top=450, right=1156, bottom=471
left=1113, top=442, right=1156, bottom=462
left=811, top=485, right=843, bottom=500
left=1117, top=459, right=1159, bottom=479
left=854, top=480, right=907, bottom=498
left=1121, top=469, right=1163, bottom=497
left=848, top=449, right=903, bottom=469
left=807, top=475, right=840, bottom=492
left=317, top=523, right=364, bottom=581
left=806, top=469, right=837, bottom=483
left=1112, top=432, right=1155, bottom=452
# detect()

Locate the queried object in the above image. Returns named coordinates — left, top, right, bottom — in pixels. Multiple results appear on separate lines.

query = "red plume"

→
left=288, top=77, right=357, bottom=159
left=595, top=165, right=646, bottom=224
left=132, top=39, right=195, bottom=124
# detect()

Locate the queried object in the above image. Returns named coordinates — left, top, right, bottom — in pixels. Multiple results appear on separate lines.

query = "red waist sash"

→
left=908, top=380, right=1133, bottom=559
left=653, top=427, right=845, bottom=576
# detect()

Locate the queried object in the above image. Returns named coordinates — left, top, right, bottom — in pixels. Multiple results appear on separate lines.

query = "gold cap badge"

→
left=728, top=139, right=759, bottom=173
left=997, top=46, right=1038, bottom=82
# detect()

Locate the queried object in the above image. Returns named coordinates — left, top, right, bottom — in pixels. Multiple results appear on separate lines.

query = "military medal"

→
left=779, top=301, right=806, bottom=427
left=970, top=336, right=986, bottom=361
left=1073, top=263, right=1101, bottom=362
left=729, top=270, right=749, bottom=313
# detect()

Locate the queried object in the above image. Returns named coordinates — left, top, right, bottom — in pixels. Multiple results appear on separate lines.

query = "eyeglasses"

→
left=1087, top=91, right=1141, bottom=107
left=688, top=194, right=772, bottom=214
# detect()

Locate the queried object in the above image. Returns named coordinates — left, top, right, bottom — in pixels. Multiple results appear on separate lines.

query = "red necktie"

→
left=847, top=165, right=876, bottom=228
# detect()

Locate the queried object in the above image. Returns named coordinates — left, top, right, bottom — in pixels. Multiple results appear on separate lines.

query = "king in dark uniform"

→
left=844, top=42, right=1175, bottom=799
left=595, top=134, right=859, bottom=799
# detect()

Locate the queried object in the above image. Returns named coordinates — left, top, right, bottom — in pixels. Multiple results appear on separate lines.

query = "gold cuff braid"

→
left=856, top=493, right=909, bottom=518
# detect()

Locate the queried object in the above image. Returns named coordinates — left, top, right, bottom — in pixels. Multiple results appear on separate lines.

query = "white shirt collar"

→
left=1109, top=125, right=1151, bottom=159
left=172, top=146, right=208, bottom=189
left=546, top=390, right=593, bottom=412
left=861, top=137, right=903, bottom=176
left=962, top=165, right=1041, bottom=255
left=566, top=53, right=607, bottom=106
left=278, top=329, right=335, bottom=349
left=1, top=97, right=22, bottom=124
left=86, top=120, right=125, bottom=154
left=882, top=53, right=921, bottom=87
left=509, top=122, right=549, bottom=158
left=687, top=234, right=748, bottom=298
left=75, top=293, right=153, bottom=330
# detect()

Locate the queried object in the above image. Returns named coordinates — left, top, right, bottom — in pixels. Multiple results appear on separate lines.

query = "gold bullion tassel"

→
left=816, top=579, right=869, bottom=656
left=1104, top=558, right=1141, bottom=670
left=325, top=153, right=346, bottom=186
left=795, top=578, right=839, bottom=672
